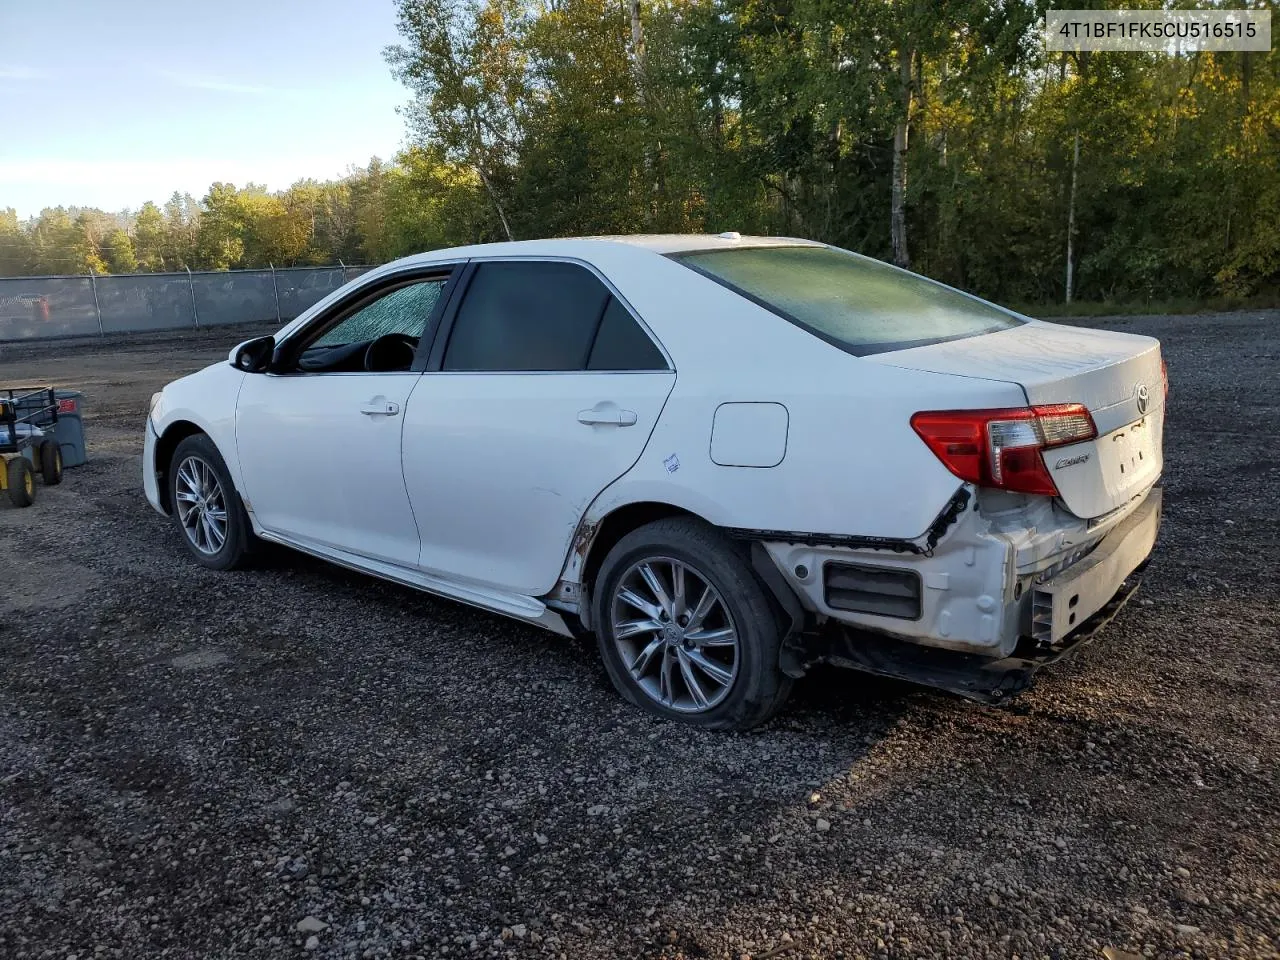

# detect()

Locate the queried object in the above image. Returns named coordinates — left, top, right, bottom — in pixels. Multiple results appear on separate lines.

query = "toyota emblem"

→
left=1136, top=383, right=1149, bottom=415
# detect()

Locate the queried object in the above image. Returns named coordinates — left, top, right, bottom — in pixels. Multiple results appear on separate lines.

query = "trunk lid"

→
left=870, top=320, right=1165, bottom=519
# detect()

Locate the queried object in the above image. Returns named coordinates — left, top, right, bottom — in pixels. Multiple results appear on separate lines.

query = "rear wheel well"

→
left=577, top=501, right=807, bottom=654
left=579, top=502, right=699, bottom=623
left=154, top=420, right=205, bottom=513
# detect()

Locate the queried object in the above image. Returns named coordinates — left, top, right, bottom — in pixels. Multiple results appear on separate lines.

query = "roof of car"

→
left=394, top=233, right=823, bottom=268
left=579, top=234, right=824, bottom=253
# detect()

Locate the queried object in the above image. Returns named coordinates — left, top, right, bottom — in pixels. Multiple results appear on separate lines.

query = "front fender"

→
left=150, top=362, right=248, bottom=492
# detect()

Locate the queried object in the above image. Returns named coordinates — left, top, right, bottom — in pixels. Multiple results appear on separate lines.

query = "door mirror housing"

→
left=230, top=336, right=275, bottom=373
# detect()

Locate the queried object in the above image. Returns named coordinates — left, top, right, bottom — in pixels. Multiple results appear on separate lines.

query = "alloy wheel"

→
left=174, top=455, right=228, bottom=555
left=609, top=556, right=740, bottom=714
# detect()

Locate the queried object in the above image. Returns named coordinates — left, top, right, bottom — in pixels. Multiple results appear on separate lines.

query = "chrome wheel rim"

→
left=609, top=557, right=740, bottom=714
left=174, top=456, right=228, bottom=555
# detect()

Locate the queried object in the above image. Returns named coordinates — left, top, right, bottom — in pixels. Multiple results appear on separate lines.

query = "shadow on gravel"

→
left=786, top=663, right=923, bottom=722
left=249, top=540, right=923, bottom=730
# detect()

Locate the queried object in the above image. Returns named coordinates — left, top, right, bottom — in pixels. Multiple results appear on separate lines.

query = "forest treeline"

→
left=2, top=0, right=1277, bottom=308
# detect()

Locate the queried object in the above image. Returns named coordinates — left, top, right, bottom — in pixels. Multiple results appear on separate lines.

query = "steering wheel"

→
left=364, top=333, right=418, bottom=372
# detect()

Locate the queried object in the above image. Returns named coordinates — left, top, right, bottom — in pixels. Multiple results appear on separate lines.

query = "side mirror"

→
left=230, top=336, right=275, bottom=373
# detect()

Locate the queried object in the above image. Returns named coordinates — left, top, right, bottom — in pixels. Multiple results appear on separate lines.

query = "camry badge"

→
left=1054, top=453, right=1090, bottom=469
left=1136, top=383, right=1149, bottom=415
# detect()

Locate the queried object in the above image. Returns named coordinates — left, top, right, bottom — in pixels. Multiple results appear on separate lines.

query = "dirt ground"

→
left=0, top=313, right=1277, bottom=960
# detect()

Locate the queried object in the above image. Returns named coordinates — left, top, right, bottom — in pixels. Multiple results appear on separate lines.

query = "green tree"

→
left=27, top=208, right=101, bottom=274
left=512, top=0, right=648, bottom=236
left=0, top=208, right=33, bottom=276
left=163, top=192, right=199, bottom=270
left=133, top=201, right=167, bottom=271
left=103, top=229, right=138, bottom=273
left=387, top=0, right=530, bottom=238
left=350, top=157, right=396, bottom=262
left=386, top=147, right=493, bottom=254
left=194, top=183, right=248, bottom=269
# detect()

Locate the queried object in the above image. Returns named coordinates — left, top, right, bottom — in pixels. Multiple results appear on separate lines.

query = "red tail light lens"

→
left=910, top=404, right=1097, bottom=496
left=1161, top=358, right=1169, bottom=400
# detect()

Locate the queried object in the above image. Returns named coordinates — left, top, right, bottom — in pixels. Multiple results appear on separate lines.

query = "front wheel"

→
left=592, top=517, right=792, bottom=730
left=168, top=434, right=253, bottom=570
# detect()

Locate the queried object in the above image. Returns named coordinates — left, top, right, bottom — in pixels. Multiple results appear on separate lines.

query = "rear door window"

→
left=674, top=245, right=1023, bottom=355
left=441, top=261, right=667, bottom=372
left=443, top=261, right=609, bottom=372
left=587, top=297, right=667, bottom=371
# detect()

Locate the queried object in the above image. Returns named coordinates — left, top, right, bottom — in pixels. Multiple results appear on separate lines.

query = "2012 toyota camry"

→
left=143, top=234, right=1166, bottom=729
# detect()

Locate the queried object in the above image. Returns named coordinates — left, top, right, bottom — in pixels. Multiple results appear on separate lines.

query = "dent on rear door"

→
left=404, top=371, right=675, bottom=596
left=403, top=256, right=681, bottom=596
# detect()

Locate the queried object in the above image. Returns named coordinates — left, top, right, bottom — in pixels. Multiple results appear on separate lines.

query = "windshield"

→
left=673, top=245, right=1024, bottom=355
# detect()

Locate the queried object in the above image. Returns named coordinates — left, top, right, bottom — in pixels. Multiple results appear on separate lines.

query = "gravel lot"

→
left=1, top=312, right=1277, bottom=960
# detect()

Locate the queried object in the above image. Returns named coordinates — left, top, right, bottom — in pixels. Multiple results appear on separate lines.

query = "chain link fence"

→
left=0, top=265, right=372, bottom=342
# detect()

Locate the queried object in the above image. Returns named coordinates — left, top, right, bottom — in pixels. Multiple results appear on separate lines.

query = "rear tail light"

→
left=1161, top=357, right=1169, bottom=400
left=910, top=404, right=1097, bottom=497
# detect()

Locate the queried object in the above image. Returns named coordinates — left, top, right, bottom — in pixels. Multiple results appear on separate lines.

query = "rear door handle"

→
left=578, top=407, right=638, bottom=427
left=360, top=398, right=400, bottom=417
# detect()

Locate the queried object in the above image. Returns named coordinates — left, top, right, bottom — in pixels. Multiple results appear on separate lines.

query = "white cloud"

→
left=0, top=66, right=46, bottom=81
left=156, top=69, right=303, bottom=97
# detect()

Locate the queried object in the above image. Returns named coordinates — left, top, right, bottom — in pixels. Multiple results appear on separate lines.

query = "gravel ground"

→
left=0, top=312, right=1277, bottom=960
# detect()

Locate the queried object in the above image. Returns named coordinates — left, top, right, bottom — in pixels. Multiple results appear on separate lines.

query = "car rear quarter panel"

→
left=589, top=249, right=1030, bottom=540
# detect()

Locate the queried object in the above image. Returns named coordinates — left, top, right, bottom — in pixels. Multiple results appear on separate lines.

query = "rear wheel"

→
left=169, top=434, right=253, bottom=570
left=7, top=458, right=35, bottom=507
left=39, top=440, right=63, bottom=485
left=592, top=517, right=792, bottom=730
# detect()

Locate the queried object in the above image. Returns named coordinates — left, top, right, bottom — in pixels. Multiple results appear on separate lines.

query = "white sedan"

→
left=144, top=234, right=1166, bottom=729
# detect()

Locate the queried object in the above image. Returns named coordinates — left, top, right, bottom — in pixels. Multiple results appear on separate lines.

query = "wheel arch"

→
left=152, top=419, right=207, bottom=513
left=570, top=501, right=702, bottom=631
left=568, top=500, right=804, bottom=648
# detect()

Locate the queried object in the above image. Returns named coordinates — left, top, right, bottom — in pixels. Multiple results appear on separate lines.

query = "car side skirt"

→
left=253, top=529, right=575, bottom=638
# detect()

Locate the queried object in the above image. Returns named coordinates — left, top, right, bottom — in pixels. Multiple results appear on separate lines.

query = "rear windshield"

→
left=673, top=245, right=1023, bottom=355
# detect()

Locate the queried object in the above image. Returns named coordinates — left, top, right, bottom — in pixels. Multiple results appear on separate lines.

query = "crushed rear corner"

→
left=809, top=575, right=1145, bottom=704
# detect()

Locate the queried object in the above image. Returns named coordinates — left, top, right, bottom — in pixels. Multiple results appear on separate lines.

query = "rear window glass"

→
left=673, top=246, right=1023, bottom=355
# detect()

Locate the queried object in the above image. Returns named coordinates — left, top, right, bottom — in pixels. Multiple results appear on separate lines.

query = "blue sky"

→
left=0, top=0, right=410, bottom=217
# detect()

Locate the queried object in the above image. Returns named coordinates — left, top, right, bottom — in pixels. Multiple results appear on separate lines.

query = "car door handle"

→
left=360, top=398, right=400, bottom=417
left=578, top=408, right=638, bottom=427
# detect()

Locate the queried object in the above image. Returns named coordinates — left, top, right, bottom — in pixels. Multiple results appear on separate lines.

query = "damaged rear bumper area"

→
left=814, top=574, right=1143, bottom=703
left=760, top=485, right=1162, bottom=702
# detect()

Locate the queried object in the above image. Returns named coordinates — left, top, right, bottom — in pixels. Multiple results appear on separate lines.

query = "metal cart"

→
left=0, top=386, right=65, bottom=507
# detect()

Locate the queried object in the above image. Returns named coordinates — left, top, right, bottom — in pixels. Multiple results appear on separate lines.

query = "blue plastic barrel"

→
left=51, top=391, right=88, bottom=467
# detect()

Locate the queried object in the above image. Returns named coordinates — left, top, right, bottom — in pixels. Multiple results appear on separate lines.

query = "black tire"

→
left=7, top=457, right=36, bottom=507
left=39, top=440, right=63, bottom=485
left=168, top=433, right=254, bottom=570
left=591, top=517, right=793, bottom=730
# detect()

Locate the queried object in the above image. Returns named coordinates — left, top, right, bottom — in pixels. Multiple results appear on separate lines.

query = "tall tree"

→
left=0, top=208, right=33, bottom=276
left=133, top=201, right=167, bottom=271
left=387, top=0, right=529, bottom=239
left=103, top=229, right=138, bottom=274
